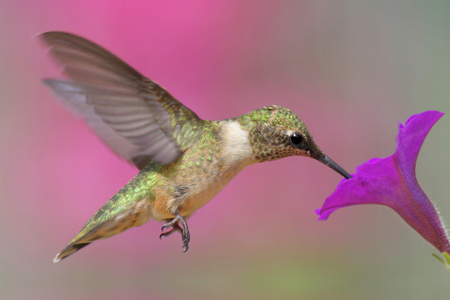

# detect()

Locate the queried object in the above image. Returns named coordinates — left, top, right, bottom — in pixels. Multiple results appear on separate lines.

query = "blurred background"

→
left=1, top=0, right=449, bottom=299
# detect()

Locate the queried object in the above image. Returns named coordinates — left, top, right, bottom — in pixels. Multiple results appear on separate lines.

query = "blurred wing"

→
left=41, top=31, right=201, bottom=169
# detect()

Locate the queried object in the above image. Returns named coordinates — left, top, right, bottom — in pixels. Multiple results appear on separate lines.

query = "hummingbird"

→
left=41, top=31, right=351, bottom=263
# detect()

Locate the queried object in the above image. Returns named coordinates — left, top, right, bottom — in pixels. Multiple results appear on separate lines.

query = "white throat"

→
left=220, top=120, right=254, bottom=166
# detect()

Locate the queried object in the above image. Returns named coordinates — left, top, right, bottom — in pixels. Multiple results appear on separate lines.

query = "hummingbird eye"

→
left=290, top=132, right=304, bottom=146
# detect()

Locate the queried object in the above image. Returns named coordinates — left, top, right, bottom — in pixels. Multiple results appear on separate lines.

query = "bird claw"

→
left=182, top=230, right=190, bottom=252
left=160, top=211, right=190, bottom=252
left=159, top=223, right=181, bottom=239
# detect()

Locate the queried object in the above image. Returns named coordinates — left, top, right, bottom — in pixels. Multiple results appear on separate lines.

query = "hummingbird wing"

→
left=40, top=31, right=202, bottom=169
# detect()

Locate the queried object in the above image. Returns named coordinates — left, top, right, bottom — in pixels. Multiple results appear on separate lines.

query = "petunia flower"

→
left=316, top=111, right=450, bottom=267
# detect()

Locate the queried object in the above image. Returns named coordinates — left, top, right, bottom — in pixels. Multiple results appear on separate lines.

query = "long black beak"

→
left=315, top=153, right=352, bottom=179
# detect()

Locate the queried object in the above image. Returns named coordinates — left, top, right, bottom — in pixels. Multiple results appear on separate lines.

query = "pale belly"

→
left=178, top=172, right=237, bottom=217
left=149, top=163, right=247, bottom=221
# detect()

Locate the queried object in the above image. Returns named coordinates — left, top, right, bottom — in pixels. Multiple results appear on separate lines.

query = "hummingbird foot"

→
left=159, top=223, right=182, bottom=238
left=160, top=211, right=190, bottom=252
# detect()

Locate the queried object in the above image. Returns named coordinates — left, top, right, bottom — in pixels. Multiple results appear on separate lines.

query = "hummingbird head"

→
left=241, top=105, right=351, bottom=179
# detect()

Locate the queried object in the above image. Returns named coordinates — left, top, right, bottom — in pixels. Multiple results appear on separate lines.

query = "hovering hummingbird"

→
left=41, top=31, right=352, bottom=263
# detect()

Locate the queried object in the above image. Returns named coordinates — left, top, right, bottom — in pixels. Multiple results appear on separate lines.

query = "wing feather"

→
left=41, top=31, right=203, bottom=168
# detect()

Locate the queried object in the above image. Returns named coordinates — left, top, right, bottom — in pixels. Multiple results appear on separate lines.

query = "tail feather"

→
left=52, top=196, right=152, bottom=263
left=53, top=242, right=91, bottom=263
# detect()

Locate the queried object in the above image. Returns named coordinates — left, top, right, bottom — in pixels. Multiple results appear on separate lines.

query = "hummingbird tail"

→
left=53, top=242, right=91, bottom=263
left=52, top=197, right=153, bottom=263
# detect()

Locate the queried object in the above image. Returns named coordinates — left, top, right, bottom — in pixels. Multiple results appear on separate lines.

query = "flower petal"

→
left=316, top=111, right=450, bottom=253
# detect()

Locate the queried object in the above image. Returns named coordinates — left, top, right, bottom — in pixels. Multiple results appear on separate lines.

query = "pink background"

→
left=1, top=1, right=450, bottom=299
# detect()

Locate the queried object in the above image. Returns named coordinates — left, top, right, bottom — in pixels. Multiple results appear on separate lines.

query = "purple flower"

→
left=316, top=111, right=450, bottom=255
